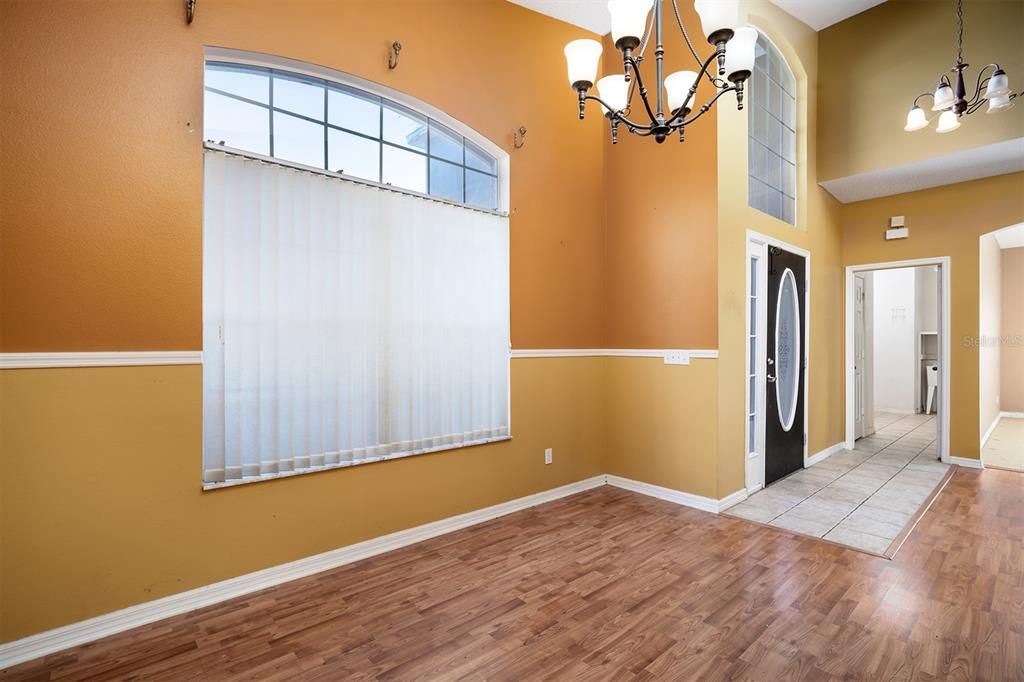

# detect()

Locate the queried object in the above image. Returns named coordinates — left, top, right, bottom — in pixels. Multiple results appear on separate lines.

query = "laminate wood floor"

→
left=4, top=468, right=1023, bottom=681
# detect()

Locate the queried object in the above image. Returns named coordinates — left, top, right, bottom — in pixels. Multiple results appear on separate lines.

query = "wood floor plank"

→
left=3, top=468, right=1023, bottom=681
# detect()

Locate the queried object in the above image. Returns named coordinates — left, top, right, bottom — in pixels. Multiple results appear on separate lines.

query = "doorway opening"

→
left=845, top=258, right=951, bottom=463
left=978, top=224, right=1024, bottom=472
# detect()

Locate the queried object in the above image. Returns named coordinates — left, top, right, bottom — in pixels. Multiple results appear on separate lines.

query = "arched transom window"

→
left=204, top=61, right=501, bottom=211
left=748, top=34, right=796, bottom=225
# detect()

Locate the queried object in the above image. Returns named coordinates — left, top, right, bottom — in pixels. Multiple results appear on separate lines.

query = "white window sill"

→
left=202, top=435, right=512, bottom=491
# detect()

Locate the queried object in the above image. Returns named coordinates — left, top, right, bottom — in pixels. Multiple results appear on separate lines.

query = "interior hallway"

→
left=983, top=417, right=1024, bottom=472
left=727, top=413, right=948, bottom=555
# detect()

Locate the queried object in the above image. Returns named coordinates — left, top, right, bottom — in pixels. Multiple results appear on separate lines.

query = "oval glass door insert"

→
left=775, top=268, right=800, bottom=431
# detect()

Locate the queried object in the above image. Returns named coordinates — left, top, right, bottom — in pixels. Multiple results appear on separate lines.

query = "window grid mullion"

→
left=207, top=60, right=499, bottom=209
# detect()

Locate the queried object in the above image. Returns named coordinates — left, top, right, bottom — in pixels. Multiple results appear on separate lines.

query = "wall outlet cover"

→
left=544, top=448, right=552, bottom=465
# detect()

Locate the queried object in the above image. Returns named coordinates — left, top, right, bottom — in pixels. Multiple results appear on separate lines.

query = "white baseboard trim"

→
left=981, top=415, right=1002, bottom=449
left=605, top=474, right=745, bottom=514
left=1000, top=411, right=1024, bottom=419
left=948, top=455, right=985, bottom=469
left=806, top=442, right=846, bottom=467
left=875, top=407, right=917, bottom=415
left=0, top=351, right=202, bottom=369
left=717, top=488, right=749, bottom=511
left=0, top=475, right=605, bottom=669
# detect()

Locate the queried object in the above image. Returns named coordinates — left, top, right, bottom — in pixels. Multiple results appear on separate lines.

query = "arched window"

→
left=203, top=57, right=502, bottom=212
left=200, top=52, right=510, bottom=488
left=748, top=33, right=796, bottom=225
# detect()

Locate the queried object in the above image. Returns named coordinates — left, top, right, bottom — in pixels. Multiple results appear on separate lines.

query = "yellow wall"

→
left=818, top=0, right=1024, bottom=181
left=605, top=358, right=720, bottom=498
left=0, top=359, right=607, bottom=641
left=842, top=172, right=1024, bottom=459
left=1, top=0, right=1019, bottom=647
left=0, top=0, right=613, bottom=642
left=715, top=1, right=846, bottom=495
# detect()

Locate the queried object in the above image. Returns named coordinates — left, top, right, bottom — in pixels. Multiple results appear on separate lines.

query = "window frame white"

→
left=203, top=47, right=510, bottom=215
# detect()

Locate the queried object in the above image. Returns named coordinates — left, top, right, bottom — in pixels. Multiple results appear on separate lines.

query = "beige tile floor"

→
left=982, top=416, right=1024, bottom=472
left=727, top=412, right=950, bottom=555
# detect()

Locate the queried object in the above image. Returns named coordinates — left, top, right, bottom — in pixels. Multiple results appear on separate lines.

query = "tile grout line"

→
left=755, top=413, right=939, bottom=538
left=824, top=414, right=939, bottom=542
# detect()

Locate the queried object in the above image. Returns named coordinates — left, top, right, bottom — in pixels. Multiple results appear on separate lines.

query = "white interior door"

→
left=854, top=274, right=866, bottom=439
left=934, top=264, right=944, bottom=461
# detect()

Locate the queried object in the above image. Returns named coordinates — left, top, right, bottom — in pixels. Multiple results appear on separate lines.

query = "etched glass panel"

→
left=775, top=268, right=800, bottom=431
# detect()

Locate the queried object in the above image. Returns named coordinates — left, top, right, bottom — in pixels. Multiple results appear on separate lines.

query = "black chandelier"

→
left=563, top=0, right=755, bottom=144
left=904, top=0, right=1017, bottom=133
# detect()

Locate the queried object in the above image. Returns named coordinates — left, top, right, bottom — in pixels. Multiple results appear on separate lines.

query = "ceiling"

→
left=994, top=223, right=1024, bottom=249
left=506, top=0, right=608, bottom=35
left=766, top=1, right=886, bottom=31
left=506, top=1, right=886, bottom=36
left=819, top=138, right=1024, bottom=204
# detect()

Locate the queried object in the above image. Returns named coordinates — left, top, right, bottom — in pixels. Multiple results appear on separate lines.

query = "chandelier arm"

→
left=913, top=92, right=935, bottom=108
left=965, top=98, right=988, bottom=115
left=665, top=47, right=723, bottom=122
left=581, top=95, right=657, bottom=131
left=965, top=65, right=998, bottom=106
left=624, top=55, right=660, bottom=124
left=668, top=86, right=739, bottom=128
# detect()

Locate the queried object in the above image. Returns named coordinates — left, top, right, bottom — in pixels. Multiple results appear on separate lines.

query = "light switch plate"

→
left=885, top=227, right=909, bottom=240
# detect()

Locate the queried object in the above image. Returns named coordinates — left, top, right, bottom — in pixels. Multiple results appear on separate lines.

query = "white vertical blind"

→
left=203, top=150, right=510, bottom=485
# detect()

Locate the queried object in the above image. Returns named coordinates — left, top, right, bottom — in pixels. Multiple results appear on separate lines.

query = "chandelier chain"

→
left=955, top=0, right=964, bottom=66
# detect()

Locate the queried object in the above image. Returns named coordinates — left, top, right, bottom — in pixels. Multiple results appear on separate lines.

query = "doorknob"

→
left=767, top=374, right=777, bottom=383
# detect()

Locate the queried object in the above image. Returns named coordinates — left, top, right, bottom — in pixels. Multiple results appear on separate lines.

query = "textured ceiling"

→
left=506, top=1, right=887, bottom=36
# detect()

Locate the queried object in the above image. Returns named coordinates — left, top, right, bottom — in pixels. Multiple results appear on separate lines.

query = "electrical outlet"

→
left=544, top=448, right=553, bottom=465
left=664, top=350, right=690, bottom=365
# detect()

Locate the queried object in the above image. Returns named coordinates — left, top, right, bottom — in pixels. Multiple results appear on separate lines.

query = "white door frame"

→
left=844, top=257, right=951, bottom=462
left=746, top=230, right=811, bottom=492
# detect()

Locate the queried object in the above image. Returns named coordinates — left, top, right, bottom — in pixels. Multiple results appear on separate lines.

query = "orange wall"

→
left=601, top=1, right=718, bottom=350
left=0, top=0, right=606, bottom=351
left=842, top=173, right=1024, bottom=459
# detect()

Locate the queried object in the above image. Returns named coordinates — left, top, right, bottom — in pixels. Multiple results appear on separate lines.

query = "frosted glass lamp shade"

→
left=904, top=105, right=928, bottom=131
left=608, top=0, right=652, bottom=50
left=564, top=39, right=603, bottom=89
left=986, top=93, right=1014, bottom=113
left=935, top=109, right=960, bottom=133
left=984, top=69, right=1010, bottom=99
left=596, top=75, right=630, bottom=113
left=932, top=82, right=955, bottom=111
left=694, top=0, right=738, bottom=43
left=724, top=27, right=757, bottom=82
left=665, top=70, right=699, bottom=113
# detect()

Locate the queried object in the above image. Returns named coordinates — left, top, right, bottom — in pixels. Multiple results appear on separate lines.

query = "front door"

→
left=765, top=246, right=806, bottom=485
